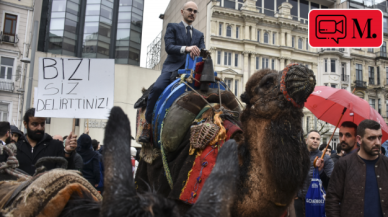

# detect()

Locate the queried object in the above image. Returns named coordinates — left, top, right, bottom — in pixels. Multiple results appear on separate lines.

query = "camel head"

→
left=240, top=64, right=316, bottom=120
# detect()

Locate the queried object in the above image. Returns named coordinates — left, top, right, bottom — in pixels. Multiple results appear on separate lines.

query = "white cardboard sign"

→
left=34, top=58, right=115, bottom=119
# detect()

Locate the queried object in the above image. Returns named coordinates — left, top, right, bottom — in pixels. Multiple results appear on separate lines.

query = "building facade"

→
left=0, top=0, right=34, bottom=128
left=37, top=0, right=144, bottom=66
left=154, top=0, right=388, bottom=149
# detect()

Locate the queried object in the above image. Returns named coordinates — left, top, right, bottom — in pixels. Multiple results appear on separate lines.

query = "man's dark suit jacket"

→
left=162, top=21, right=205, bottom=73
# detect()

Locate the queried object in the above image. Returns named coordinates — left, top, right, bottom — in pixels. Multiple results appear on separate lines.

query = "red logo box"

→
left=309, top=9, right=383, bottom=47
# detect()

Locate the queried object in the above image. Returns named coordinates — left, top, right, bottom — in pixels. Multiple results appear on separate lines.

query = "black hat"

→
left=10, top=125, right=22, bottom=136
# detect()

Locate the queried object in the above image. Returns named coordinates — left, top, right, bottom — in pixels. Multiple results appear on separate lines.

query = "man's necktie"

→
left=186, top=26, right=191, bottom=45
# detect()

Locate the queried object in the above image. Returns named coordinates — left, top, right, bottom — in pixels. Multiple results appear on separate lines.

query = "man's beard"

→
left=5, top=136, right=11, bottom=144
left=341, top=141, right=355, bottom=153
left=361, top=140, right=381, bottom=157
left=27, top=127, right=44, bottom=142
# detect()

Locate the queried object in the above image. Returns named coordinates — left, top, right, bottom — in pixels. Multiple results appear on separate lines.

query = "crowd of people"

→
left=0, top=108, right=139, bottom=194
left=294, top=120, right=388, bottom=217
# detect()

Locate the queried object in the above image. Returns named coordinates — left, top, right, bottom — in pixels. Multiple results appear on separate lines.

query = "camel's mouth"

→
left=280, top=64, right=316, bottom=108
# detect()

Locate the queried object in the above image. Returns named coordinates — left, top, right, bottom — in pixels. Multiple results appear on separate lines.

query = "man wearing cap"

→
left=10, top=125, right=22, bottom=144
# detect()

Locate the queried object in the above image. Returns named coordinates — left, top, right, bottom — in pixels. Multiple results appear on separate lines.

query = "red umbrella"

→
left=305, top=86, right=388, bottom=142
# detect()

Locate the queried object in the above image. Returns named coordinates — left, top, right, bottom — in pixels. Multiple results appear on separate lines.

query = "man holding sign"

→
left=0, top=108, right=78, bottom=175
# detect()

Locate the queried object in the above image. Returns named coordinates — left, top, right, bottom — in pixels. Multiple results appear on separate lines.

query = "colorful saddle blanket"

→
left=179, top=119, right=241, bottom=204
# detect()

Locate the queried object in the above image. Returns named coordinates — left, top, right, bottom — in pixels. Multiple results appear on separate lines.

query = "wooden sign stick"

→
left=72, top=118, right=76, bottom=134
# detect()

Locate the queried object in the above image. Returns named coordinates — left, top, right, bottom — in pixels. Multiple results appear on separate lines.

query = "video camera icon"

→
left=315, top=15, right=347, bottom=44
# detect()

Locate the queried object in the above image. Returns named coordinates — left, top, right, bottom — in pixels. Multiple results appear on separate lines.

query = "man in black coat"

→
left=1, top=108, right=78, bottom=176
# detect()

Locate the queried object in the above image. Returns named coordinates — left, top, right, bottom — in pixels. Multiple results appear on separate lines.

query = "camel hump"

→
left=161, top=89, right=241, bottom=153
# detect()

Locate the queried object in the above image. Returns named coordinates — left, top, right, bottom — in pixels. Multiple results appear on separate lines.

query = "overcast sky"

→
left=140, top=0, right=171, bottom=68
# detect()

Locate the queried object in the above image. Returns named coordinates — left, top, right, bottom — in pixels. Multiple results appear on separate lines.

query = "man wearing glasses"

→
left=139, top=1, right=205, bottom=143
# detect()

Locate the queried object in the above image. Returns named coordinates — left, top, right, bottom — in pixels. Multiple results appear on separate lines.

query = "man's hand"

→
left=316, top=158, right=325, bottom=171
left=65, top=131, right=77, bottom=154
left=185, top=46, right=200, bottom=59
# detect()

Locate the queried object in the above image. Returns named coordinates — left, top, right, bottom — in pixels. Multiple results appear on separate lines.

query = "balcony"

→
left=0, top=32, right=19, bottom=45
left=375, top=51, right=388, bottom=59
left=0, top=81, right=14, bottom=92
left=354, top=80, right=367, bottom=89
left=320, top=48, right=345, bottom=54
left=341, top=74, right=349, bottom=82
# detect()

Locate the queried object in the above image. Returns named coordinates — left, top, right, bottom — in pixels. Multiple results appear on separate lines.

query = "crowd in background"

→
left=0, top=108, right=139, bottom=194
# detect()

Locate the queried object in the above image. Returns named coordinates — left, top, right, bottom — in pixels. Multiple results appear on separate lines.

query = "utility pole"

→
left=25, top=21, right=39, bottom=113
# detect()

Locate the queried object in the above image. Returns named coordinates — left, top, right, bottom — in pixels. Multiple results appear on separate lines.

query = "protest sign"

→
left=34, top=58, right=114, bottom=119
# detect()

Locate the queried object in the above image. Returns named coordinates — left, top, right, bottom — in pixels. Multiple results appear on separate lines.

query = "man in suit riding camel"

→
left=139, top=1, right=205, bottom=143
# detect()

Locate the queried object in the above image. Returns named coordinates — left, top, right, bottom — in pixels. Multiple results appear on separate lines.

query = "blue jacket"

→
left=162, top=22, right=205, bottom=73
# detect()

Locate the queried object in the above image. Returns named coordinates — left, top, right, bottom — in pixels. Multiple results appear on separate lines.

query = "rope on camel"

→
left=0, top=144, right=32, bottom=180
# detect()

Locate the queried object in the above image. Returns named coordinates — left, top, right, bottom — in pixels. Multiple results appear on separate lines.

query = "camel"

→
left=232, top=64, right=314, bottom=216
left=136, top=64, right=316, bottom=217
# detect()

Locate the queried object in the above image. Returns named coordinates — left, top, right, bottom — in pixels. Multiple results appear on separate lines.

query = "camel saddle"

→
left=0, top=169, right=102, bottom=217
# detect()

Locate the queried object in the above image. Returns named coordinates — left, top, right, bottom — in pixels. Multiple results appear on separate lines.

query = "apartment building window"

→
left=257, top=30, right=260, bottom=42
left=341, top=63, right=346, bottom=81
left=225, top=78, right=232, bottom=89
left=377, top=66, right=380, bottom=85
left=0, top=57, right=14, bottom=80
left=331, top=59, right=336, bottom=73
left=0, top=103, right=9, bottom=121
left=368, top=48, right=374, bottom=53
left=386, top=67, right=388, bottom=85
left=356, top=64, right=363, bottom=81
left=306, top=116, right=310, bottom=131
left=226, top=25, right=232, bottom=37
left=306, top=39, right=309, bottom=51
left=264, top=32, right=269, bottom=43
left=386, top=100, right=388, bottom=117
left=324, top=59, right=328, bottom=72
left=262, top=58, right=269, bottom=69
left=235, top=53, right=238, bottom=67
left=234, top=80, right=238, bottom=96
left=236, top=26, right=239, bottom=38
left=217, top=51, right=221, bottom=65
left=298, top=38, right=303, bottom=49
left=271, top=59, right=275, bottom=69
left=219, top=23, right=223, bottom=36
left=378, top=99, right=381, bottom=114
left=324, top=83, right=328, bottom=86
left=369, top=98, right=376, bottom=109
left=224, top=52, right=232, bottom=66
left=3, top=14, right=18, bottom=37
left=292, top=36, right=295, bottom=48
left=256, top=57, right=259, bottom=69
left=223, top=52, right=232, bottom=66
left=272, top=32, right=276, bottom=45
left=369, top=66, right=375, bottom=85
left=331, top=84, right=336, bottom=88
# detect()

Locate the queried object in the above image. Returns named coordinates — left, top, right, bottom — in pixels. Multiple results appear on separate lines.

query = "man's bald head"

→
left=53, top=135, right=63, bottom=142
left=182, top=1, right=198, bottom=9
left=181, top=1, right=198, bottom=25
